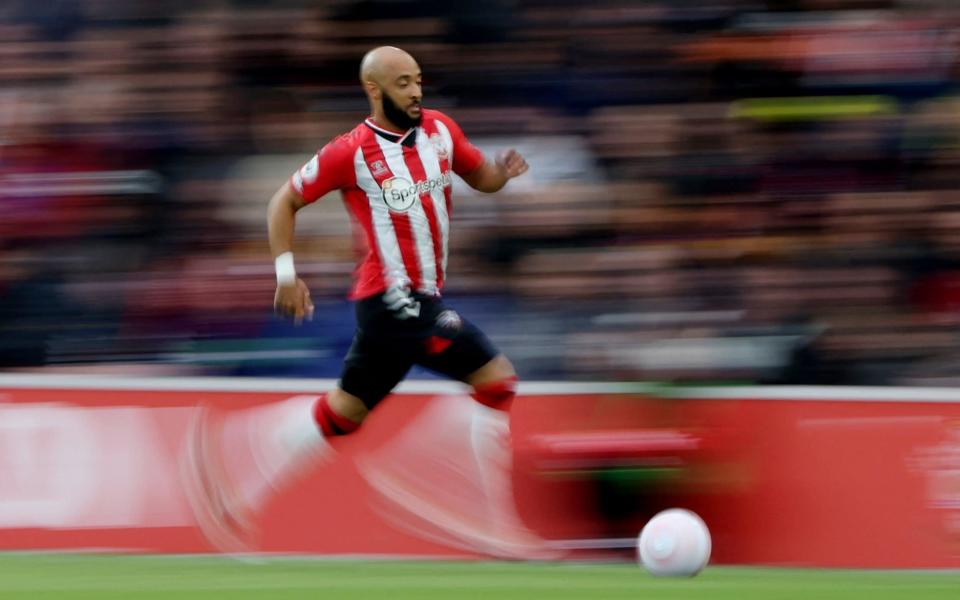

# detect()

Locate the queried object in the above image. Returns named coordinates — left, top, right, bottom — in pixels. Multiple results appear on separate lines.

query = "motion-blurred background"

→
left=4, top=0, right=960, bottom=385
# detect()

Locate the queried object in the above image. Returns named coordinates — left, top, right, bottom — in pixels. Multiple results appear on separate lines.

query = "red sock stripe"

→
left=314, top=395, right=361, bottom=436
left=472, top=376, right=518, bottom=411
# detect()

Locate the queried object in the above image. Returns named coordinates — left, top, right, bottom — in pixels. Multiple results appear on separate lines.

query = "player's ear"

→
left=363, top=81, right=381, bottom=100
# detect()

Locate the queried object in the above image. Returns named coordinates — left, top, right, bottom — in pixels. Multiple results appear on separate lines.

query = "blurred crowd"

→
left=5, top=0, right=960, bottom=384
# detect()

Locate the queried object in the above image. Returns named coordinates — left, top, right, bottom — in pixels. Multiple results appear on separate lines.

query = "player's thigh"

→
left=327, top=387, right=370, bottom=423
left=464, top=353, right=516, bottom=388
left=416, top=318, right=500, bottom=383
left=339, top=331, right=414, bottom=409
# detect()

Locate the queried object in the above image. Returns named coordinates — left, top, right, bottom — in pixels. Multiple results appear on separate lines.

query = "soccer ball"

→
left=637, top=508, right=711, bottom=577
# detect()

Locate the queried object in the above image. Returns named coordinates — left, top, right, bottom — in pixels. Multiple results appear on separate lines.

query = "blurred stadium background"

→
left=4, top=1, right=960, bottom=596
left=7, top=0, right=960, bottom=385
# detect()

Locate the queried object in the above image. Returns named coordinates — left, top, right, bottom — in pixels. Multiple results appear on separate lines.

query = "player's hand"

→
left=274, top=278, right=314, bottom=325
left=496, top=149, right=529, bottom=179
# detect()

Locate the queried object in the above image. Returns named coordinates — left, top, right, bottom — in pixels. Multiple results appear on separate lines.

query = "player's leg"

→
left=380, top=310, right=557, bottom=558
left=183, top=327, right=411, bottom=552
left=241, top=344, right=409, bottom=501
left=465, top=353, right=517, bottom=409
left=325, top=387, right=369, bottom=424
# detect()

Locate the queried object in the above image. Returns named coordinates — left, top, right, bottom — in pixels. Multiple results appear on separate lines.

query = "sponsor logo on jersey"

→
left=381, top=172, right=452, bottom=212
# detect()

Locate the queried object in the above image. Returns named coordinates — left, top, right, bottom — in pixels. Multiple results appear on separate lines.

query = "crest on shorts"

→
left=436, top=309, right=462, bottom=330
left=430, top=133, right=449, bottom=161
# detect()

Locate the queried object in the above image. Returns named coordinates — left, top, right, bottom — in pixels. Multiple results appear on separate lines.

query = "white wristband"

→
left=275, top=252, right=297, bottom=286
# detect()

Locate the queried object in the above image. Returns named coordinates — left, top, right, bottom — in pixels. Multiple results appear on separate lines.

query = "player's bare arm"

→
left=461, top=149, right=529, bottom=193
left=267, top=181, right=314, bottom=324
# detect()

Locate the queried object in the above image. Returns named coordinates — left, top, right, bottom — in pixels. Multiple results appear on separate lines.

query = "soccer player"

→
left=184, top=46, right=551, bottom=558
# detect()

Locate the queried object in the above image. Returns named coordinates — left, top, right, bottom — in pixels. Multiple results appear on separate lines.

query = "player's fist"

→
left=274, top=278, right=314, bottom=325
left=496, top=149, right=529, bottom=179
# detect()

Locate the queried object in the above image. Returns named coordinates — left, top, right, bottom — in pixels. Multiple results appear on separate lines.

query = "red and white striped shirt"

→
left=290, top=109, right=484, bottom=300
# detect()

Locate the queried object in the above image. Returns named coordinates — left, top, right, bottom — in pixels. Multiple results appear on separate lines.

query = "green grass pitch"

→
left=0, top=554, right=956, bottom=599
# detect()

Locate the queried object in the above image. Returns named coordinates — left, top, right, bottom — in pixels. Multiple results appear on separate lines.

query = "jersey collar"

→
left=364, top=118, right=418, bottom=148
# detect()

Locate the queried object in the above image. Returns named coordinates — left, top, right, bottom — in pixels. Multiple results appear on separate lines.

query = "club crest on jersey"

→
left=371, top=160, right=389, bottom=177
left=430, top=133, right=449, bottom=160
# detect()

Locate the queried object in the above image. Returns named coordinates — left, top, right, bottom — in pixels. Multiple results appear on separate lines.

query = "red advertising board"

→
left=0, top=375, right=958, bottom=568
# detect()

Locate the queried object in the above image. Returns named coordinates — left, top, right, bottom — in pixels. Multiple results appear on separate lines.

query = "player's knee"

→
left=314, top=389, right=367, bottom=436
left=471, top=375, right=518, bottom=412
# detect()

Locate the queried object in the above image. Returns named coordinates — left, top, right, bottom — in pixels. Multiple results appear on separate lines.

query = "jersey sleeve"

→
left=290, top=136, right=355, bottom=203
left=435, top=112, right=485, bottom=176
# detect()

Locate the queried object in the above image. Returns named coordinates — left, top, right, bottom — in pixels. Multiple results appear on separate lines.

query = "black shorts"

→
left=339, top=292, right=499, bottom=408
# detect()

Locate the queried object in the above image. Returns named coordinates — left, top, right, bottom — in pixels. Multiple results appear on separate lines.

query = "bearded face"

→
left=380, top=86, right=422, bottom=130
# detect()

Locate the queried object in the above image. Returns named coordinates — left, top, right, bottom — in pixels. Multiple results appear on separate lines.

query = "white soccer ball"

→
left=637, top=508, right=711, bottom=577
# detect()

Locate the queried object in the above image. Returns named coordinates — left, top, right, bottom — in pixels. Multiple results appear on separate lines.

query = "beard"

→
left=381, top=89, right=422, bottom=130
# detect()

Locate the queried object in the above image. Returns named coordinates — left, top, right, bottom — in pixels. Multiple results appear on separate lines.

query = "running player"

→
left=184, top=46, right=551, bottom=558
